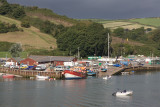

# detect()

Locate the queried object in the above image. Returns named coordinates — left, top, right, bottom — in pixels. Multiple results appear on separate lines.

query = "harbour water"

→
left=0, top=71, right=160, bottom=107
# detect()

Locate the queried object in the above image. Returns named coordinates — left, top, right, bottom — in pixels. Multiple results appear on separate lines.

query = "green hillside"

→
left=128, top=18, right=160, bottom=27
left=0, top=15, right=57, bottom=50
left=24, top=7, right=78, bottom=27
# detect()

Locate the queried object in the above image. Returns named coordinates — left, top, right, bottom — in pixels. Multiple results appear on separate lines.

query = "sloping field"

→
left=0, top=15, right=57, bottom=50
left=102, top=21, right=155, bottom=30
left=129, top=18, right=160, bottom=27
left=25, top=8, right=76, bottom=27
left=111, top=36, right=144, bottom=46
left=27, top=13, right=73, bottom=27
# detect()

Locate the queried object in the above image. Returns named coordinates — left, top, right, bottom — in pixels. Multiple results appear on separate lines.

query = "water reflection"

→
left=0, top=77, right=30, bottom=82
left=116, top=95, right=133, bottom=102
left=0, top=71, right=160, bottom=107
left=2, top=78, right=14, bottom=82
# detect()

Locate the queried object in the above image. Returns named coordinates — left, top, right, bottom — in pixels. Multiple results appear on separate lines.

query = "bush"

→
left=21, top=21, right=30, bottom=28
left=0, top=22, right=19, bottom=33
left=12, top=7, right=26, bottom=19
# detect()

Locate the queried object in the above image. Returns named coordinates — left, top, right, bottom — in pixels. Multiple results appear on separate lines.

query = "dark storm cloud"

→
left=7, top=0, right=160, bottom=19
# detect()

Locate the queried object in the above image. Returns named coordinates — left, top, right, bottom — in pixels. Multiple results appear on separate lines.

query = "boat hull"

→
left=113, top=90, right=133, bottom=96
left=87, top=72, right=96, bottom=76
left=36, top=75, right=49, bottom=80
left=64, top=70, right=86, bottom=79
left=103, top=76, right=111, bottom=80
left=2, top=74, right=15, bottom=78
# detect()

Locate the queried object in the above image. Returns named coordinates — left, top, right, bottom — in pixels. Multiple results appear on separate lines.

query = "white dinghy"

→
left=103, top=75, right=111, bottom=80
left=112, top=90, right=133, bottom=96
left=36, top=75, right=49, bottom=80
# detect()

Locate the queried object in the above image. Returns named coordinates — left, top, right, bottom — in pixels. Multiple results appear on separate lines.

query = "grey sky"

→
left=7, top=0, right=160, bottom=19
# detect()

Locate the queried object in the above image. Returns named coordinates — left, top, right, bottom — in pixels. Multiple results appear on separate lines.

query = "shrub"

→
left=21, top=21, right=30, bottom=28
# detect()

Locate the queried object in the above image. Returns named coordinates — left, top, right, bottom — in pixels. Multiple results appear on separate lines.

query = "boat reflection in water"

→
left=116, top=95, right=133, bottom=102
left=2, top=78, right=14, bottom=82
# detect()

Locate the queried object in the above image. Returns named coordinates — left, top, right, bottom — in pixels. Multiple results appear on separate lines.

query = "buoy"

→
left=49, top=78, right=53, bottom=81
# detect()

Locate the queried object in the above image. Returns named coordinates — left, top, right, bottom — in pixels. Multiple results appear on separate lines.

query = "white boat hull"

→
left=36, top=75, right=49, bottom=80
left=65, top=73, right=82, bottom=79
left=103, top=76, right=111, bottom=80
left=113, top=90, right=133, bottom=96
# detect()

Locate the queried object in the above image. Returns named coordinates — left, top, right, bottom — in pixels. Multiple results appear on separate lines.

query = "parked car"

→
left=26, top=65, right=37, bottom=70
left=54, top=66, right=64, bottom=71
left=3, top=62, right=15, bottom=67
left=10, top=65, right=19, bottom=69
left=20, top=65, right=28, bottom=69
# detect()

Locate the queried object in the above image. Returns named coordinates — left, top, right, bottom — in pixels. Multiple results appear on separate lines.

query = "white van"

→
left=35, top=64, right=46, bottom=71
left=4, top=62, right=15, bottom=67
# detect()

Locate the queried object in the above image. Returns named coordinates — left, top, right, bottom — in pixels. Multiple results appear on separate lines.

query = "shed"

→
left=20, top=58, right=38, bottom=66
left=20, top=55, right=77, bottom=66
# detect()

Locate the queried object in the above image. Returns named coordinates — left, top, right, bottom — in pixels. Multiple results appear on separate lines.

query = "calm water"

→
left=0, top=71, right=160, bottom=107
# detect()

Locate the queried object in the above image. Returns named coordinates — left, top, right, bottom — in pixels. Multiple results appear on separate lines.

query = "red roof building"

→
left=20, top=55, right=77, bottom=66
left=20, top=58, right=38, bottom=66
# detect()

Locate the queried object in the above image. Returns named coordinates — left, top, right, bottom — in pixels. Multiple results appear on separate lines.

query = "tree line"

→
left=56, top=23, right=111, bottom=57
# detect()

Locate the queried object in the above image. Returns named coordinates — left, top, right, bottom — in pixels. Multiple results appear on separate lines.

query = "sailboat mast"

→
left=108, top=33, right=109, bottom=61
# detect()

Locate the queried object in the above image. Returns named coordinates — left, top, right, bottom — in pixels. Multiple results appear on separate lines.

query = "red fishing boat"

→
left=64, top=70, right=86, bottom=79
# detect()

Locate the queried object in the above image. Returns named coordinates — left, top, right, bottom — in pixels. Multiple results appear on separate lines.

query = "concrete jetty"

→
left=99, top=66, right=124, bottom=77
left=99, top=65, right=160, bottom=77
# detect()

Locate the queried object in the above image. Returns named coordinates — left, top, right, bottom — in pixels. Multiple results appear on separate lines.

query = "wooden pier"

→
left=0, top=67, right=63, bottom=79
left=1, top=65, right=160, bottom=79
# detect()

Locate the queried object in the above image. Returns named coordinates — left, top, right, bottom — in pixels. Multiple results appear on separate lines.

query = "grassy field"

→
left=129, top=18, right=160, bottom=27
left=111, top=36, right=144, bottom=46
left=91, top=19, right=156, bottom=30
left=0, top=52, right=28, bottom=58
left=102, top=21, right=155, bottom=30
left=0, top=15, right=57, bottom=50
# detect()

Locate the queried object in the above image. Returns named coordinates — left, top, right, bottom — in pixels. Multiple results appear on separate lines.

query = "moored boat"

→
left=103, top=75, right=111, bottom=80
left=2, top=74, right=15, bottom=78
left=64, top=70, right=86, bottom=79
left=112, top=90, right=133, bottom=96
left=100, top=68, right=107, bottom=72
left=87, top=70, right=96, bottom=76
left=36, top=75, right=49, bottom=80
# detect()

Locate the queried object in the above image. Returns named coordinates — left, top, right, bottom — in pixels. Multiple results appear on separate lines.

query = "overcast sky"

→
left=7, top=0, right=160, bottom=19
